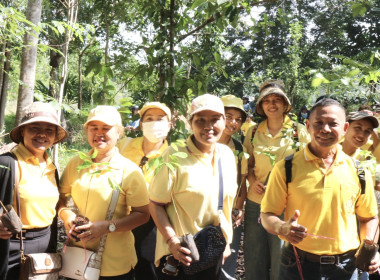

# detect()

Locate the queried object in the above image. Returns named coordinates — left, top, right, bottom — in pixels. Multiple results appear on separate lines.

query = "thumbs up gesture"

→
left=280, top=210, right=307, bottom=244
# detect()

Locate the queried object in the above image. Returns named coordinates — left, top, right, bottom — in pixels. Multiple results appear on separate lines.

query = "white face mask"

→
left=142, top=121, right=170, bottom=143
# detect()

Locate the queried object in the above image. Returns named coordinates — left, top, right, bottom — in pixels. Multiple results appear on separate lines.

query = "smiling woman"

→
left=58, top=105, right=150, bottom=279
left=0, top=102, right=67, bottom=280
left=242, top=80, right=310, bottom=280
left=149, top=94, right=238, bottom=279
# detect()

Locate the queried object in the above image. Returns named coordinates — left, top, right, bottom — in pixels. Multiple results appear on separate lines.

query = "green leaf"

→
left=91, top=149, right=98, bottom=159
left=165, top=162, right=175, bottom=172
left=193, top=54, right=201, bottom=67
left=172, top=152, right=187, bottom=158
left=191, top=0, right=207, bottom=9
left=76, top=161, right=93, bottom=171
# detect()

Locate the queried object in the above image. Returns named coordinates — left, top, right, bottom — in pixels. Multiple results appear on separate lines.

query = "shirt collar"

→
left=257, top=115, right=293, bottom=133
left=186, top=135, right=218, bottom=158
left=15, top=143, right=54, bottom=168
left=304, top=143, right=345, bottom=164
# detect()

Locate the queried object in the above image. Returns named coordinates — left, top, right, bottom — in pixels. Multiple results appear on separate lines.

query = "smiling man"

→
left=260, top=98, right=380, bottom=280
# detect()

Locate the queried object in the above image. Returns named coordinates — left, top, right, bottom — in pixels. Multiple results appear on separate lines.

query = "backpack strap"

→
left=284, top=155, right=366, bottom=195
left=353, top=159, right=366, bottom=195
left=232, top=138, right=243, bottom=190
left=284, top=154, right=294, bottom=189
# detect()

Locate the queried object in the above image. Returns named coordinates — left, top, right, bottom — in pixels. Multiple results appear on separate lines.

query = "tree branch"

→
left=177, top=0, right=276, bottom=42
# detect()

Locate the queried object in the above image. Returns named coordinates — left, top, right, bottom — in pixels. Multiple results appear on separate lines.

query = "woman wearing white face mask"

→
left=118, top=101, right=172, bottom=280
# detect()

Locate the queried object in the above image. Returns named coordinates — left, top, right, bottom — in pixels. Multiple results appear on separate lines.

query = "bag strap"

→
left=96, top=187, right=119, bottom=257
left=10, top=153, right=25, bottom=261
left=217, top=156, right=224, bottom=212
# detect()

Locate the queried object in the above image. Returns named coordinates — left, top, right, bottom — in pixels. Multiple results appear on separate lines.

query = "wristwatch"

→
left=108, top=220, right=116, bottom=232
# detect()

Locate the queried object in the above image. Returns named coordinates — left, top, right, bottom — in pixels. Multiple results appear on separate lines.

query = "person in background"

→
left=260, top=98, right=380, bottom=279
left=149, top=94, right=238, bottom=279
left=218, top=95, right=248, bottom=280
left=341, top=110, right=380, bottom=280
left=342, top=111, right=379, bottom=163
left=0, top=102, right=67, bottom=280
left=243, top=96, right=250, bottom=112
left=243, top=80, right=310, bottom=280
left=126, top=105, right=140, bottom=132
left=118, top=101, right=172, bottom=280
left=240, top=114, right=255, bottom=143
left=297, top=105, right=310, bottom=125
left=58, top=105, right=150, bottom=279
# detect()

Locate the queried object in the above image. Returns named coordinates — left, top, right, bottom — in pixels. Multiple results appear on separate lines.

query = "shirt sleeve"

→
left=59, top=156, right=79, bottom=195
left=243, top=126, right=254, bottom=157
left=149, top=148, right=175, bottom=204
left=261, top=160, right=288, bottom=216
left=123, top=166, right=149, bottom=208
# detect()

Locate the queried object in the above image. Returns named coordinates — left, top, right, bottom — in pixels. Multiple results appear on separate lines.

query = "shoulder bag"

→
left=59, top=186, right=120, bottom=280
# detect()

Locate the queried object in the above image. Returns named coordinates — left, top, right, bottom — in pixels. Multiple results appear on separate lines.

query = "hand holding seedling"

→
left=280, top=209, right=307, bottom=244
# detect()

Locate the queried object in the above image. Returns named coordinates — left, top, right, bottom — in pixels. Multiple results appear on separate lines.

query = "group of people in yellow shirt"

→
left=0, top=79, right=380, bottom=280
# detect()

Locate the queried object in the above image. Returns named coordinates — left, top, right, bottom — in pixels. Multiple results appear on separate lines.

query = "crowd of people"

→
left=0, top=79, right=380, bottom=280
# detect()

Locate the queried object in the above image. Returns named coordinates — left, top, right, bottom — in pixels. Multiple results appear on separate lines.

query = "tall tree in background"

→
left=15, top=0, right=42, bottom=125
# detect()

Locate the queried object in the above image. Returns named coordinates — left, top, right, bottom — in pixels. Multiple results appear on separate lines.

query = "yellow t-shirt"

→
left=12, top=143, right=58, bottom=229
left=241, top=121, right=255, bottom=136
left=118, top=136, right=168, bottom=185
left=149, top=136, right=238, bottom=266
left=60, top=149, right=149, bottom=276
left=243, top=116, right=310, bottom=204
left=261, top=144, right=378, bottom=255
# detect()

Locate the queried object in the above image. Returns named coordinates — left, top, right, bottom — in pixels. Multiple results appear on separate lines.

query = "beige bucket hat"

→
left=10, top=102, right=68, bottom=144
left=256, top=80, right=292, bottom=116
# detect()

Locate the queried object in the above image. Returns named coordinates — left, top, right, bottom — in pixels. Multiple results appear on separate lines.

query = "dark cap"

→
left=347, top=111, right=379, bottom=128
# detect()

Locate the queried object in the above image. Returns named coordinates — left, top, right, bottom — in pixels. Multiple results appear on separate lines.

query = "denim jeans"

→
left=279, top=244, right=359, bottom=280
left=244, top=200, right=283, bottom=280
left=219, top=222, right=243, bottom=280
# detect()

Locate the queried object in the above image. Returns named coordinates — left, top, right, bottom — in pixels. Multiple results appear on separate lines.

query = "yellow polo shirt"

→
left=60, top=149, right=149, bottom=276
left=12, top=143, right=58, bottom=229
left=118, top=136, right=168, bottom=185
left=243, top=116, right=310, bottom=204
left=261, top=144, right=378, bottom=255
left=149, top=136, right=238, bottom=266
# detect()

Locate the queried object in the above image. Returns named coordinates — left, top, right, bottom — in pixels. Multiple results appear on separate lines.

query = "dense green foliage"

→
left=0, top=0, right=379, bottom=145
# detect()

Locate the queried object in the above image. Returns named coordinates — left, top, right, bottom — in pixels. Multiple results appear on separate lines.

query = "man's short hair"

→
left=309, top=98, right=346, bottom=117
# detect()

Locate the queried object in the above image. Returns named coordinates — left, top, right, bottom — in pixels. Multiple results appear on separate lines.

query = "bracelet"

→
left=57, top=207, right=70, bottom=219
left=166, top=235, right=178, bottom=244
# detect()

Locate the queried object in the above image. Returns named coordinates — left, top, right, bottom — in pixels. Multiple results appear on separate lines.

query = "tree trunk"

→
left=53, top=0, right=79, bottom=166
left=78, top=53, right=83, bottom=109
left=103, top=16, right=109, bottom=105
left=169, top=0, right=175, bottom=89
left=48, top=48, right=63, bottom=99
left=15, top=0, right=43, bottom=126
left=0, top=45, right=12, bottom=138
